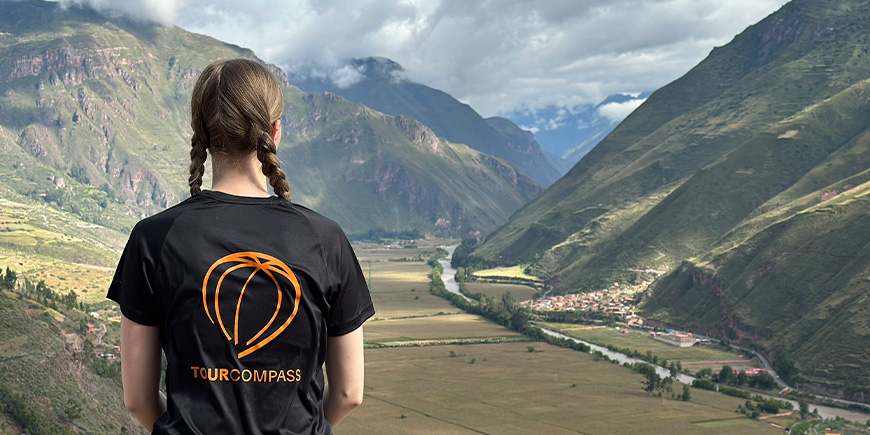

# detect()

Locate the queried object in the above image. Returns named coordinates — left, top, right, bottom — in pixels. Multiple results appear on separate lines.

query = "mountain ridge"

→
left=464, top=0, right=870, bottom=396
left=0, top=0, right=540, bottom=240
left=292, top=56, right=568, bottom=186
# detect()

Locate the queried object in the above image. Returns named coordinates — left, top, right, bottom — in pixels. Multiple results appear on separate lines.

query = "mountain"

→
left=0, top=2, right=543, bottom=430
left=292, top=57, right=569, bottom=186
left=505, top=92, right=652, bottom=164
left=0, top=1, right=540, bottom=243
left=464, top=0, right=870, bottom=396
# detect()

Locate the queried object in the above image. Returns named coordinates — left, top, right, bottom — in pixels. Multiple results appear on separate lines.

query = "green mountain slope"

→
left=464, top=0, right=870, bottom=395
left=293, top=57, right=568, bottom=186
left=646, top=181, right=870, bottom=398
left=0, top=1, right=540, bottom=240
left=0, top=281, right=140, bottom=434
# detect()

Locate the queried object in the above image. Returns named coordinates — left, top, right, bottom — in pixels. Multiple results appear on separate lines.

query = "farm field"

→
left=335, top=241, right=785, bottom=435
left=472, top=265, right=540, bottom=280
left=540, top=322, right=760, bottom=373
left=355, top=244, right=462, bottom=320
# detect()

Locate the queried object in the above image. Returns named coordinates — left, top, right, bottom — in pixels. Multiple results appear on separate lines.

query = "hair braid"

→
left=256, top=128, right=290, bottom=200
left=188, top=133, right=208, bottom=195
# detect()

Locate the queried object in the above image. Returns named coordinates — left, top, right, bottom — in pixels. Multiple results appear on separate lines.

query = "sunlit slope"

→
left=293, top=57, right=567, bottom=186
left=464, top=0, right=870, bottom=396
left=646, top=180, right=870, bottom=394
left=471, top=0, right=870, bottom=286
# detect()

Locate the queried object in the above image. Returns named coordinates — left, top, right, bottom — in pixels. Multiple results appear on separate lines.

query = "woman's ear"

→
left=271, top=119, right=282, bottom=147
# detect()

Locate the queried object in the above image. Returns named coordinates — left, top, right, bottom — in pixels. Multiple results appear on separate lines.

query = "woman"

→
left=108, top=58, right=374, bottom=434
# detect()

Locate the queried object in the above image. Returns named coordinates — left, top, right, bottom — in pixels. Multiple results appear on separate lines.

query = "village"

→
left=518, top=281, right=715, bottom=348
left=520, top=281, right=648, bottom=320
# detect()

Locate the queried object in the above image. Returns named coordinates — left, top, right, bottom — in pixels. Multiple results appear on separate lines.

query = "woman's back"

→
left=109, top=59, right=373, bottom=434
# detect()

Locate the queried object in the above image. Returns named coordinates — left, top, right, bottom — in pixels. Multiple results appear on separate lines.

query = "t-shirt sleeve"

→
left=107, top=228, right=160, bottom=326
left=326, top=233, right=375, bottom=336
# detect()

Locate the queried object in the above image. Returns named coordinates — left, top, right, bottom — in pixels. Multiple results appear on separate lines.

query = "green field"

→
left=541, top=322, right=759, bottom=373
left=334, top=242, right=786, bottom=434
left=356, top=245, right=463, bottom=320
left=342, top=342, right=784, bottom=435
left=472, top=265, right=540, bottom=281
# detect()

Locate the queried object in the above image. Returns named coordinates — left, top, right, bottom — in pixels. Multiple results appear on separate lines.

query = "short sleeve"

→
left=107, top=229, right=160, bottom=326
left=326, top=234, right=375, bottom=336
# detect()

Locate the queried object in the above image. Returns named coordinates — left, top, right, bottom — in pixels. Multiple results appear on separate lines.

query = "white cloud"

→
left=54, top=0, right=181, bottom=24
left=597, top=99, right=647, bottom=122
left=34, top=0, right=790, bottom=116
left=329, top=64, right=367, bottom=89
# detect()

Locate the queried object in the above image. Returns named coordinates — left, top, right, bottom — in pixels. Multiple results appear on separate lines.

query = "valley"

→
left=0, top=0, right=868, bottom=432
left=337, top=241, right=824, bottom=434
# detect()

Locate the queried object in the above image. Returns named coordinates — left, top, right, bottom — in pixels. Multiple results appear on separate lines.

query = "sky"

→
left=51, top=0, right=790, bottom=118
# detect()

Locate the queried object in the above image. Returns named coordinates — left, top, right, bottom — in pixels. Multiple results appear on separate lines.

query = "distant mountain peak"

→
left=292, top=57, right=567, bottom=186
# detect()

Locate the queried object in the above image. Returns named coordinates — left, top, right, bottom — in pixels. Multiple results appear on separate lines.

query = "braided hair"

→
left=188, top=58, right=289, bottom=199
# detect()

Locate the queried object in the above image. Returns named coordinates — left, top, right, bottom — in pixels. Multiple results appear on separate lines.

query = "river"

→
left=436, top=245, right=870, bottom=423
left=437, top=245, right=473, bottom=303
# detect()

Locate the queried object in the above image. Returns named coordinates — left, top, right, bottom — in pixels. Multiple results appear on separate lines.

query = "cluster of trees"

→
left=630, top=362, right=690, bottom=401
left=694, top=365, right=777, bottom=390
left=1, top=266, right=19, bottom=290
left=347, top=228, right=423, bottom=242
left=736, top=396, right=794, bottom=419
left=449, top=238, right=499, bottom=270
left=0, top=383, right=77, bottom=435
left=1, top=267, right=84, bottom=311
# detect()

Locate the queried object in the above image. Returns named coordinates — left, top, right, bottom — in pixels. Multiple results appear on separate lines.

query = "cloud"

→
left=33, top=0, right=790, bottom=116
left=330, top=64, right=367, bottom=89
left=597, top=99, right=647, bottom=122
left=52, top=0, right=181, bottom=24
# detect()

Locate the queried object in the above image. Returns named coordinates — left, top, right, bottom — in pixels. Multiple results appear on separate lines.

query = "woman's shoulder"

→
left=282, top=201, right=347, bottom=239
left=128, top=194, right=210, bottom=239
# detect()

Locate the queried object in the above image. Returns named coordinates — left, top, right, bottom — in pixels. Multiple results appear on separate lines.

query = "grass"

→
left=473, top=266, right=540, bottom=281
left=357, top=246, right=463, bottom=320
left=0, top=251, right=112, bottom=304
left=340, top=341, right=783, bottom=435
left=365, top=313, right=524, bottom=344
left=540, top=322, right=759, bottom=372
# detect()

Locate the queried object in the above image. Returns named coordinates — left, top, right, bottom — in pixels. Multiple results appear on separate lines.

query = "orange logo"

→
left=202, top=252, right=301, bottom=359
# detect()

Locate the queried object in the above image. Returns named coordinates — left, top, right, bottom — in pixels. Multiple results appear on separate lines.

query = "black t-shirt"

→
left=107, top=190, right=375, bottom=435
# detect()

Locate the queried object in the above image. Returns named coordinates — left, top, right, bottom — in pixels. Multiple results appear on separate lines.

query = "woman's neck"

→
left=209, top=152, right=271, bottom=198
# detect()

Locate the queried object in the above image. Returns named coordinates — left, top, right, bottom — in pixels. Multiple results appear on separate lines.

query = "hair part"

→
left=188, top=58, right=289, bottom=199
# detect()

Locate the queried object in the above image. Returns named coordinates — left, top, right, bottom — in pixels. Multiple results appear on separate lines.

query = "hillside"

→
left=293, top=57, right=568, bottom=186
left=0, top=274, right=138, bottom=434
left=465, top=0, right=870, bottom=395
left=0, top=1, right=540, bottom=244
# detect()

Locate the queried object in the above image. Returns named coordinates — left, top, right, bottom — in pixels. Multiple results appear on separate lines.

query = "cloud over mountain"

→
left=29, top=0, right=788, bottom=116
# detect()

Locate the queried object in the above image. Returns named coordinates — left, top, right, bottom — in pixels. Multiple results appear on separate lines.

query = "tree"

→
left=719, top=365, right=735, bottom=384
left=680, top=384, right=691, bottom=401
left=798, top=399, right=809, bottom=420
left=2, top=266, right=17, bottom=290
left=737, top=371, right=748, bottom=386
left=774, top=353, right=798, bottom=381
left=637, top=364, right=661, bottom=395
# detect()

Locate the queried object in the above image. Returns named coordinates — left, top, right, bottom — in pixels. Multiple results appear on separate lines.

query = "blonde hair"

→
left=188, top=58, right=289, bottom=199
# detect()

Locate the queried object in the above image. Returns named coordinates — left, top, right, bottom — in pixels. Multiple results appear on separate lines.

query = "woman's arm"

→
left=120, top=314, right=166, bottom=431
left=323, top=325, right=365, bottom=427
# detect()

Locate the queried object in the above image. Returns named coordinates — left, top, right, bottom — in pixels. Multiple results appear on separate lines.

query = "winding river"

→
left=437, top=245, right=870, bottom=423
